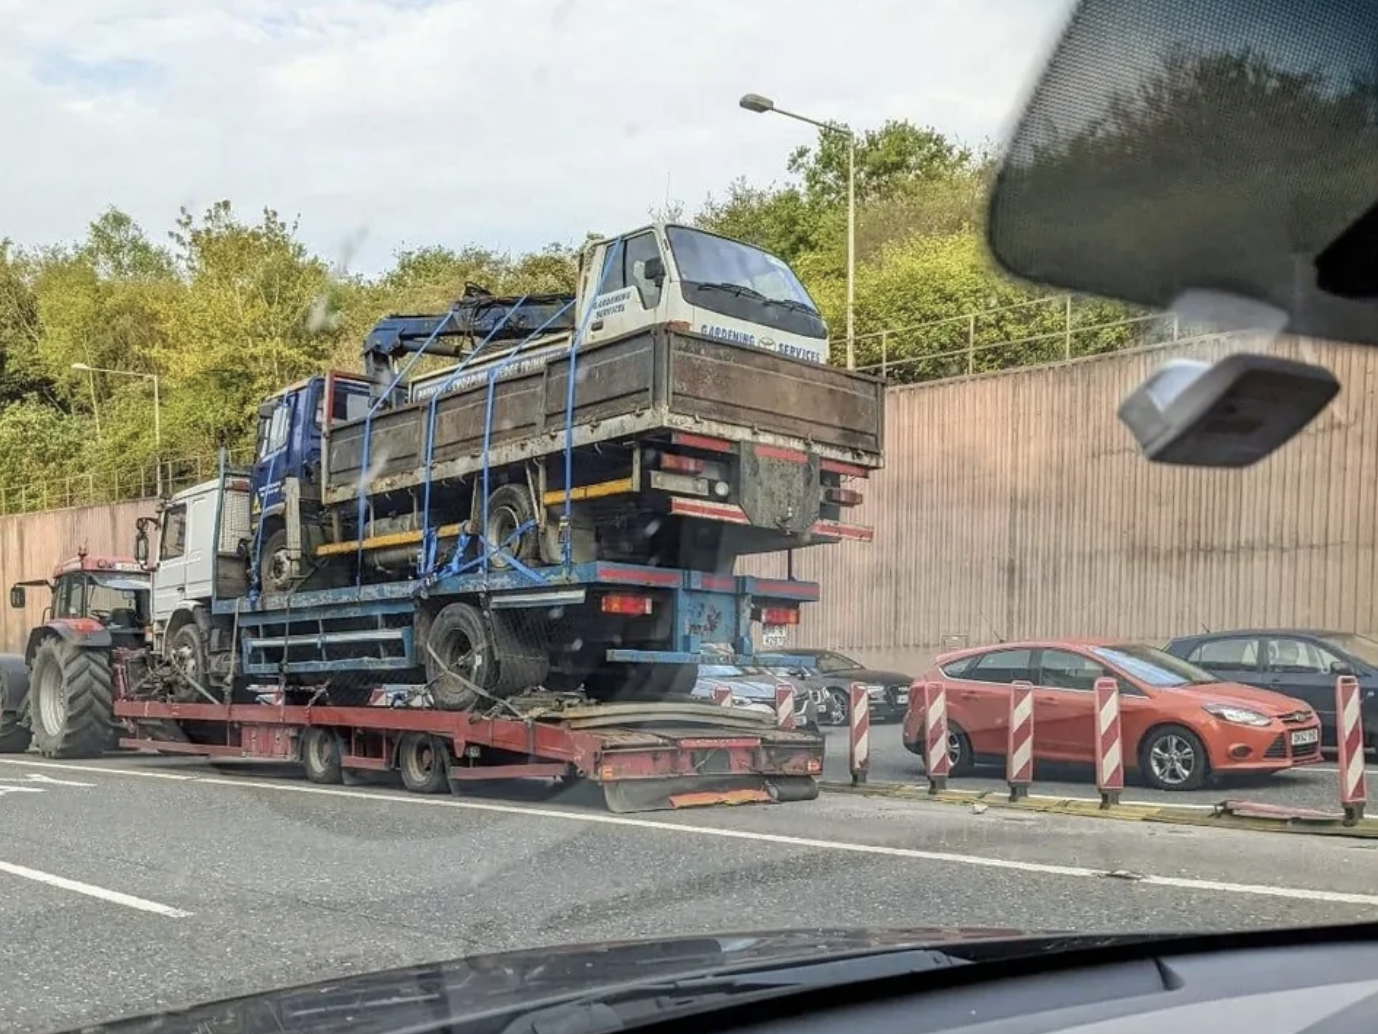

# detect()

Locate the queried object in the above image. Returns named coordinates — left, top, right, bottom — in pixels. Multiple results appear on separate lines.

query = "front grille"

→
left=1292, top=739, right=1321, bottom=760
left=1263, top=735, right=1287, bottom=759
left=1280, top=711, right=1312, bottom=725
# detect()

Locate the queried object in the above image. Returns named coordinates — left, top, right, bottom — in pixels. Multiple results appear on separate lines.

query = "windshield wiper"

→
left=766, top=297, right=819, bottom=315
left=491, top=947, right=969, bottom=1034
left=685, top=280, right=769, bottom=301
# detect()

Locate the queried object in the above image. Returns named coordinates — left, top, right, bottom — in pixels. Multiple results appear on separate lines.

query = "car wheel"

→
left=824, top=687, right=849, bottom=726
left=1139, top=724, right=1208, bottom=791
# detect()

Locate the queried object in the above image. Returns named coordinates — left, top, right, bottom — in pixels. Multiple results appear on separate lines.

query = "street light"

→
left=739, top=92, right=857, bottom=370
left=72, top=362, right=163, bottom=497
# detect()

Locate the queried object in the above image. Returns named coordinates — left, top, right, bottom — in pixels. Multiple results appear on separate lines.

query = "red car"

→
left=901, top=639, right=1323, bottom=791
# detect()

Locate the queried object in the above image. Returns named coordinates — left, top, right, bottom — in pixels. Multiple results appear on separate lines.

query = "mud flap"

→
left=738, top=446, right=821, bottom=536
left=601, top=775, right=818, bottom=813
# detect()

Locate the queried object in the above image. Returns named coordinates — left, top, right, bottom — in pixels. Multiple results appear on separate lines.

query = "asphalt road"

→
left=819, top=722, right=1378, bottom=814
left=3, top=753, right=1378, bottom=1033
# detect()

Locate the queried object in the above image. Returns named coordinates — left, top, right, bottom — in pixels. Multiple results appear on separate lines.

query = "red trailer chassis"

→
left=112, top=696, right=824, bottom=813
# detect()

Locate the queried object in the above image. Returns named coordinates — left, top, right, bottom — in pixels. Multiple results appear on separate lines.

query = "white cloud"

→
left=0, top=0, right=1074, bottom=274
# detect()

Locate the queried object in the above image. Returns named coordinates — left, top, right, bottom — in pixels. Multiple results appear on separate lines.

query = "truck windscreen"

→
left=666, top=227, right=827, bottom=341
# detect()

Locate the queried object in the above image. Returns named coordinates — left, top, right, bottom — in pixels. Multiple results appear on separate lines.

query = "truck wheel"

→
left=398, top=733, right=450, bottom=794
left=484, top=484, right=539, bottom=569
left=424, top=603, right=498, bottom=711
left=0, top=711, right=30, bottom=753
left=28, top=639, right=115, bottom=759
left=169, top=622, right=211, bottom=702
left=301, top=727, right=343, bottom=784
left=259, top=528, right=297, bottom=594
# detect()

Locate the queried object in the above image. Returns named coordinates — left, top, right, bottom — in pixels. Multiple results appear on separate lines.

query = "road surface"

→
left=2, top=753, right=1377, bottom=1032
left=820, top=723, right=1377, bottom=813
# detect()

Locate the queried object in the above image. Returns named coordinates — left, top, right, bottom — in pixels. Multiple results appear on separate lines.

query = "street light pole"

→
left=71, top=363, right=164, bottom=497
left=739, top=92, right=858, bottom=370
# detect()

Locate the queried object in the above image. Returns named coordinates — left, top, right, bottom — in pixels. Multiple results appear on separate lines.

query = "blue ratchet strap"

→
left=416, top=296, right=533, bottom=578
left=352, top=311, right=456, bottom=587
left=562, top=238, right=624, bottom=567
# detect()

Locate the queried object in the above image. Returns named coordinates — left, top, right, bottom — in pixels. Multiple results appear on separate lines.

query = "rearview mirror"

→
left=642, top=256, right=666, bottom=285
left=987, top=0, right=1378, bottom=348
left=258, top=400, right=277, bottom=420
left=8, top=586, right=23, bottom=609
left=134, top=530, right=149, bottom=568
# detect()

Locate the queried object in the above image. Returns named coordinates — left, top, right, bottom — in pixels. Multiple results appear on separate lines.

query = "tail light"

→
left=660, top=453, right=706, bottom=475
left=754, top=606, right=800, bottom=626
left=601, top=594, right=653, bottom=616
left=823, top=487, right=864, bottom=506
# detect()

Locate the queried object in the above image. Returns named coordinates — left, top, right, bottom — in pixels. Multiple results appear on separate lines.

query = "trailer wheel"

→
left=301, top=727, right=343, bottom=784
left=484, top=484, right=539, bottom=569
left=424, top=603, right=497, bottom=710
left=28, top=639, right=115, bottom=759
left=398, top=733, right=450, bottom=794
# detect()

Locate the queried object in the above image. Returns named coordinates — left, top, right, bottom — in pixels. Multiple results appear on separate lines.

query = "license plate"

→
left=1291, top=728, right=1319, bottom=746
left=896, top=690, right=908, bottom=704
left=761, top=624, right=788, bottom=649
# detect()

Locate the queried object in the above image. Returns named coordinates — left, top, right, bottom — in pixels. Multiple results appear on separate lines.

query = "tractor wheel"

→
left=28, top=638, right=115, bottom=759
left=0, top=711, right=30, bottom=754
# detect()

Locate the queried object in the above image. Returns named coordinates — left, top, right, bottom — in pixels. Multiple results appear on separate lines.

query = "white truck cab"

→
left=576, top=222, right=830, bottom=364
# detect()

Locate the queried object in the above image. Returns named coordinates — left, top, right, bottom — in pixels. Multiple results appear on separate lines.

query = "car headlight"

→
left=1203, top=703, right=1272, bottom=727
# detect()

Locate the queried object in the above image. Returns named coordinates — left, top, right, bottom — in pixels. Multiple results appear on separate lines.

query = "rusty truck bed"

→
left=322, top=327, right=885, bottom=503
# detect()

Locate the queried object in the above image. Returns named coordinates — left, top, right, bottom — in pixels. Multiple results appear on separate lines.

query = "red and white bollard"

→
left=923, top=680, right=950, bottom=793
left=711, top=684, right=733, bottom=707
left=1007, top=679, right=1035, bottom=801
left=1093, top=676, right=1124, bottom=807
left=848, top=681, right=870, bottom=785
left=774, top=683, right=796, bottom=730
left=1336, top=674, right=1367, bottom=823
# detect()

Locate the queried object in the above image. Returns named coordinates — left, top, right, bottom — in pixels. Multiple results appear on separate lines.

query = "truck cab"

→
left=576, top=223, right=830, bottom=364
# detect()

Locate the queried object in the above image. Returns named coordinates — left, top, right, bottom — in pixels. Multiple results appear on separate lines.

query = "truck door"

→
left=153, top=500, right=189, bottom=622
left=582, top=231, right=667, bottom=346
left=250, top=389, right=300, bottom=529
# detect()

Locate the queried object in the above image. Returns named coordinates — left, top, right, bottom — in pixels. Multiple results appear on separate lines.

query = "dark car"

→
left=778, top=648, right=913, bottom=724
left=1164, top=629, right=1378, bottom=748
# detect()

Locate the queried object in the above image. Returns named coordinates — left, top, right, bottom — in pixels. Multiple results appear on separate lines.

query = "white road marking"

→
left=0, top=860, right=191, bottom=918
left=0, top=757, right=193, bottom=780
left=0, top=786, right=44, bottom=797
left=3, top=757, right=1378, bottom=909
left=0, top=773, right=97, bottom=787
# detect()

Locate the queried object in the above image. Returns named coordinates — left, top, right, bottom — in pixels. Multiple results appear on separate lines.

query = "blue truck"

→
left=16, top=223, right=884, bottom=811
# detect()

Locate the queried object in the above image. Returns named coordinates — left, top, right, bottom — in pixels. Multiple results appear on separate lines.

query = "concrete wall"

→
left=0, top=501, right=149, bottom=654
left=742, top=333, right=1378, bottom=675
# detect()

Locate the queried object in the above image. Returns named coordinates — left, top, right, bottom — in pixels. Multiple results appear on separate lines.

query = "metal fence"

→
left=844, top=294, right=1213, bottom=381
left=0, top=449, right=255, bottom=517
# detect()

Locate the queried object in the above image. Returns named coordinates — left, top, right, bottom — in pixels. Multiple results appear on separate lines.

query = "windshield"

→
left=1090, top=644, right=1218, bottom=688
left=8, top=2, right=1373, bottom=1031
left=1325, top=634, right=1378, bottom=670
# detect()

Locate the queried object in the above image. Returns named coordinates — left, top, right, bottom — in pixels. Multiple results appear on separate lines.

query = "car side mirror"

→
left=8, top=586, right=23, bottom=609
left=1331, top=660, right=1355, bottom=676
left=642, top=256, right=666, bottom=285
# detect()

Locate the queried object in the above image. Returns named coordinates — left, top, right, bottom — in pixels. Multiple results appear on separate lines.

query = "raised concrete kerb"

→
left=816, top=780, right=1378, bottom=839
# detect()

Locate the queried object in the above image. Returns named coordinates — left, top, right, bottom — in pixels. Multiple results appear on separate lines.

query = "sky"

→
left=0, top=0, right=1075, bottom=276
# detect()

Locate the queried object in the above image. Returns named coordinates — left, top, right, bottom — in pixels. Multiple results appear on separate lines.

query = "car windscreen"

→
left=1090, top=643, right=1218, bottom=687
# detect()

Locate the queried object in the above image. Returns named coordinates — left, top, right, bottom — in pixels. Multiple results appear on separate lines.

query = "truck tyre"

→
left=28, top=638, right=115, bottom=759
left=259, top=527, right=296, bottom=594
left=424, top=603, right=498, bottom=711
left=301, top=727, right=343, bottom=784
left=484, top=484, right=539, bottom=569
left=397, top=733, right=449, bottom=794
left=169, top=622, right=211, bottom=702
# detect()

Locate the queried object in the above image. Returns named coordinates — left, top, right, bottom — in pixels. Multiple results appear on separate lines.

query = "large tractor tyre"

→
left=584, top=662, right=699, bottom=703
left=0, top=711, right=30, bottom=754
left=424, top=603, right=500, bottom=712
left=483, top=484, right=540, bottom=569
left=28, top=638, right=116, bottom=759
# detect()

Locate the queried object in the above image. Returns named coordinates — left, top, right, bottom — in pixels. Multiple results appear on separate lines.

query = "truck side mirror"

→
left=258, top=400, right=277, bottom=420
left=8, top=586, right=24, bottom=609
left=134, top=530, right=149, bottom=568
left=642, top=256, right=666, bottom=285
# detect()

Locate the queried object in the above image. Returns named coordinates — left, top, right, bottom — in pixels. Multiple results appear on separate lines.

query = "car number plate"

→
left=761, top=624, right=788, bottom=649
left=1291, top=728, right=1319, bottom=746
left=896, top=690, right=908, bottom=704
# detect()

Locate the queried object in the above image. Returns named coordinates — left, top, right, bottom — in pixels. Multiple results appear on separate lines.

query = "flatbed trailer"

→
left=112, top=692, right=824, bottom=812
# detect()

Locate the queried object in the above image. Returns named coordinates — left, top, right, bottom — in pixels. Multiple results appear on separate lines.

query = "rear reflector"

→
left=600, top=594, right=653, bottom=616
left=660, top=453, right=706, bottom=474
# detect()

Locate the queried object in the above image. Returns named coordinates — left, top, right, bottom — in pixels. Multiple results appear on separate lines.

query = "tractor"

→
left=2, top=549, right=150, bottom=757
